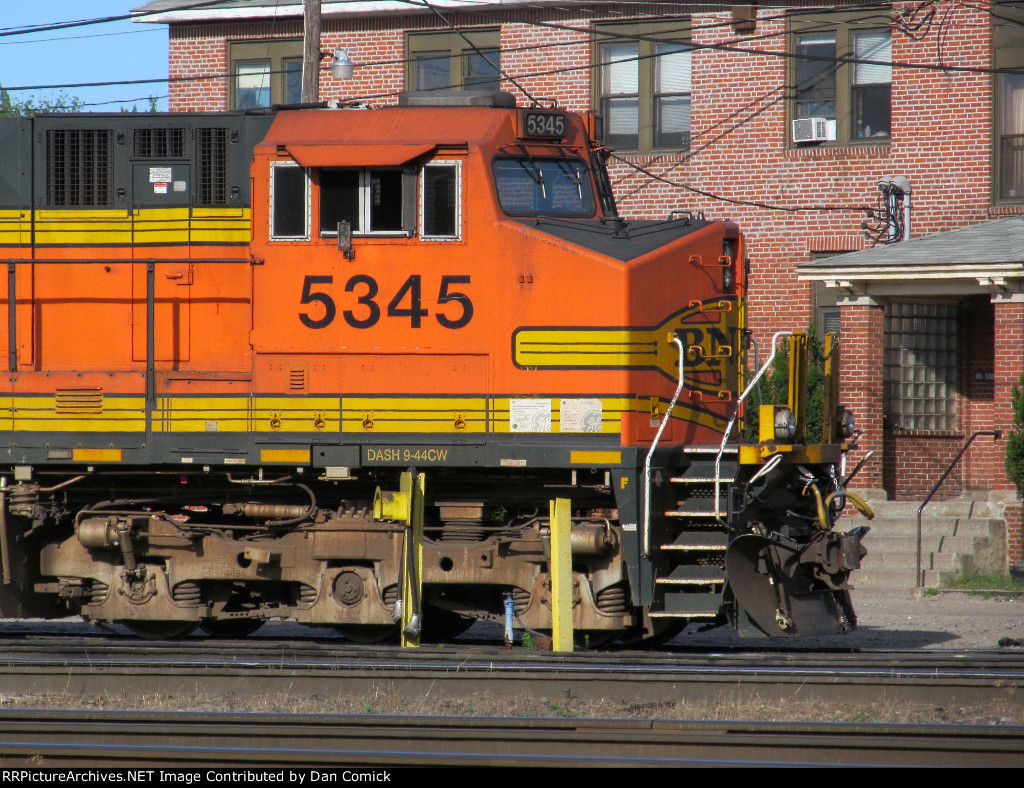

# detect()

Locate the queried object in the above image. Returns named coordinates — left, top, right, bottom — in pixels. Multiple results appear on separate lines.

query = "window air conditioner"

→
left=792, top=117, right=836, bottom=143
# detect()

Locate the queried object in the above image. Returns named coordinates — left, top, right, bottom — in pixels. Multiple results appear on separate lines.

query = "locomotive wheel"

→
left=200, top=619, right=264, bottom=638
left=335, top=624, right=400, bottom=644
left=122, top=620, right=199, bottom=640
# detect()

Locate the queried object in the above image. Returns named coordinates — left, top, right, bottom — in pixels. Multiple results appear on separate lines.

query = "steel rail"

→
left=0, top=710, right=1020, bottom=767
left=0, top=637, right=1019, bottom=708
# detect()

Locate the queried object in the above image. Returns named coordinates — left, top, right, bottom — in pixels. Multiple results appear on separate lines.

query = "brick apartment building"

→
left=133, top=0, right=1024, bottom=564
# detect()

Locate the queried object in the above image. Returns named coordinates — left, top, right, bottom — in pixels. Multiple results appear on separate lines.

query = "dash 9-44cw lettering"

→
left=299, top=274, right=473, bottom=330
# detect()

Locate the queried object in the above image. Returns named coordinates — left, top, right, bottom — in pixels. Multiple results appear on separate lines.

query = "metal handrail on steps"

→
left=915, top=430, right=1002, bottom=587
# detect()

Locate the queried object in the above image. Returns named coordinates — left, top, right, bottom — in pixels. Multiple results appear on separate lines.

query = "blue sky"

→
left=1, top=2, right=170, bottom=111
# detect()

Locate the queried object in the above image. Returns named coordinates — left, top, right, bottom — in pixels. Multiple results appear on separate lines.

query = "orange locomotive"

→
left=0, top=92, right=866, bottom=642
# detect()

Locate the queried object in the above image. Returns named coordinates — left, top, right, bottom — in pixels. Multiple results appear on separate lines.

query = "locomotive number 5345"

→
left=298, top=274, right=474, bottom=330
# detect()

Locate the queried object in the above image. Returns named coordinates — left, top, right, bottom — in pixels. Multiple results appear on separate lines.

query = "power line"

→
left=5, top=1, right=1022, bottom=96
left=607, top=152, right=872, bottom=213
left=0, top=27, right=161, bottom=48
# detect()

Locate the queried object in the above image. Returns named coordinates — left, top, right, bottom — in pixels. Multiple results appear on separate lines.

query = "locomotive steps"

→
left=843, top=496, right=1008, bottom=598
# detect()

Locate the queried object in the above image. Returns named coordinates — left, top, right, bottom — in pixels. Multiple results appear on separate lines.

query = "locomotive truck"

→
left=0, top=91, right=867, bottom=642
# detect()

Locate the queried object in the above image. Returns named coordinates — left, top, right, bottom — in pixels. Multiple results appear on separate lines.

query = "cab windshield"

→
left=492, top=157, right=595, bottom=217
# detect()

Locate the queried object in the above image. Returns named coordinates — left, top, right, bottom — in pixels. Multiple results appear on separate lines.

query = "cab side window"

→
left=320, top=170, right=360, bottom=233
left=271, top=162, right=309, bottom=239
left=421, top=161, right=461, bottom=240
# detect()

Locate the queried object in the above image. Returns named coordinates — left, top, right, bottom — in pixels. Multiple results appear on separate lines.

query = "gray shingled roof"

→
left=799, top=215, right=1024, bottom=270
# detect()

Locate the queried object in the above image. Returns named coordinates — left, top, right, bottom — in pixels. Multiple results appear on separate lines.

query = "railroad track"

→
left=0, top=635, right=1020, bottom=708
left=0, top=710, right=1020, bottom=767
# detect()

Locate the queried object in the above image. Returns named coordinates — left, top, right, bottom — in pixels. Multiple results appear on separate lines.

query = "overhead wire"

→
left=4, top=0, right=1023, bottom=210
left=5, top=0, right=1022, bottom=96
left=607, top=152, right=873, bottom=213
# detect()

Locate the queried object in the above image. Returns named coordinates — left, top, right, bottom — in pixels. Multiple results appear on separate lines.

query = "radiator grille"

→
left=46, top=130, right=113, bottom=206
left=196, top=127, right=229, bottom=206
left=134, top=128, right=185, bottom=159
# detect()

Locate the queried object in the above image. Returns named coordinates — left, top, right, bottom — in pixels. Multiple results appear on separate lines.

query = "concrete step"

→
left=862, top=534, right=989, bottom=555
left=849, top=566, right=960, bottom=592
left=849, top=566, right=921, bottom=589
left=858, top=549, right=974, bottom=574
left=842, top=517, right=1003, bottom=539
left=853, top=499, right=1000, bottom=518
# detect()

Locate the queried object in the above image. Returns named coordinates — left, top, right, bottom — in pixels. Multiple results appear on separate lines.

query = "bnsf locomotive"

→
left=0, top=91, right=867, bottom=643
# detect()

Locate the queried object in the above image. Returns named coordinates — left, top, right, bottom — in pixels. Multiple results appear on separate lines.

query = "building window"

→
left=884, top=302, right=958, bottom=432
left=851, top=31, right=892, bottom=139
left=999, top=75, right=1024, bottom=199
left=230, top=40, right=303, bottom=109
left=270, top=162, right=309, bottom=240
left=407, top=30, right=500, bottom=92
left=794, top=34, right=836, bottom=120
left=790, top=14, right=891, bottom=144
left=595, top=21, right=691, bottom=154
left=235, top=61, right=270, bottom=110
left=319, top=169, right=411, bottom=236
left=995, top=5, right=1024, bottom=201
left=421, top=161, right=461, bottom=240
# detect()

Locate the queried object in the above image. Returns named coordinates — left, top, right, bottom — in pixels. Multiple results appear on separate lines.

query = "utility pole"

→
left=301, top=0, right=321, bottom=103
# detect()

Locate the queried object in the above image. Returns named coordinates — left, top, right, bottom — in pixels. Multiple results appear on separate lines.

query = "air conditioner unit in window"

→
left=792, top=117, right=836, bottom=143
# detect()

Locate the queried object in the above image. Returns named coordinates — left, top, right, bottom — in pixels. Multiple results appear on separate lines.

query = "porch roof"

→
left=796, top=215, right=1024, bottom=300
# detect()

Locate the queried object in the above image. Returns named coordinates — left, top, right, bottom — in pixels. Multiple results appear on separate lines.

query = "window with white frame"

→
left=420, top=161, right=461, bottom=240
left=270, top=162, right=309, bottom=240
left=595, top=21, right=691, bottom=154
left=884, top=302, right=958, bottom=432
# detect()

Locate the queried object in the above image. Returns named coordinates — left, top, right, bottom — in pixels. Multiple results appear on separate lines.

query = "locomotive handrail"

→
left=915, top=429, right=1001, bottom=588
left=642, top=336, right=685, bottom=559
left=715, top=331, right=793, bottom=525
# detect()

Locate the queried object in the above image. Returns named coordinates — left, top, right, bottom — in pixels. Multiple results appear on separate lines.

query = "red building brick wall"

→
left=840, top=301, right=885, bottom=493
left=994, top=299, right=1024, bottom=564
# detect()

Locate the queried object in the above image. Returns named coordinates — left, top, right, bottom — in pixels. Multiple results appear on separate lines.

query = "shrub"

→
left=1004, top=374, right=1024, bottom=489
